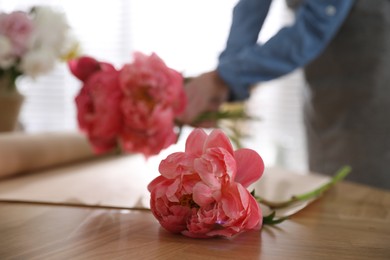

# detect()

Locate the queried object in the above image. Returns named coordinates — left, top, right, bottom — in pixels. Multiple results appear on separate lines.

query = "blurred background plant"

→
left=0, top=5, right=78, bottom=93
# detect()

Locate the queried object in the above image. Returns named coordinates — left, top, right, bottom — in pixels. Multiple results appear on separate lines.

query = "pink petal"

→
left=159, top=152, right=195, bottom=179
left=159, top=205, right=191, bottom=233
left=246, top=196, right=262, bottom=229
left=147, top=175, right=167, bottom=193
left=209, top=148, right=237, bottom=180
left=234, top=148, right=264, bottom=188
left=68, top=56, right=114, bottom=82
left=185, top=128, right=208, bottom=156
left=194, top=149, right=237, bottom=189
left=221, top=183, right=261, bottom=229
left=204, top=129, right=234, bottom=156
left=193, top=157, right=221, bottom=189
left=165, top=178, right=181, bottom=202
left=221, top=184, right=243, bottom=219
left=237, top=185, right=262, bottom=229
left=193, top=182, right=214, bottom=207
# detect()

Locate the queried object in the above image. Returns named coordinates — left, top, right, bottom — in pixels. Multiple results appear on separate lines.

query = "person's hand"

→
left=177, top=70, right=229, bottom=128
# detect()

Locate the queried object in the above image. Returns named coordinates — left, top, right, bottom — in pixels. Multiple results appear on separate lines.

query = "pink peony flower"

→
left=148, top=128, right=264, bottom=238
left=0, top=11, right=33, bottom=56
left=75, top=67, right=122, bottom=154
left=118, top=52, right=187, bottom=157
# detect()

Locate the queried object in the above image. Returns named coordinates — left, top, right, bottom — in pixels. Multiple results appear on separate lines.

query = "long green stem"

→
left=256, top=166, right=352, bottom=209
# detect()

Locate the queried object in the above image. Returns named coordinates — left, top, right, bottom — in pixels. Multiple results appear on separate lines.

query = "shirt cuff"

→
left=217, top=53, right=251, bottom=102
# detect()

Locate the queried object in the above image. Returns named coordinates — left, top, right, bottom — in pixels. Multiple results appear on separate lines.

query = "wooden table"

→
left=1, top=181, right=389, bottom=260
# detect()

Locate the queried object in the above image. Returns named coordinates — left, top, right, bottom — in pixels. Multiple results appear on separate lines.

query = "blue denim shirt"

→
left=217, top=0, right=355, bottom=101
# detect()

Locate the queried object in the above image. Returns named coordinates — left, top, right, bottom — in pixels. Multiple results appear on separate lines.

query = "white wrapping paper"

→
left=0, top=148, right=331, bottom=217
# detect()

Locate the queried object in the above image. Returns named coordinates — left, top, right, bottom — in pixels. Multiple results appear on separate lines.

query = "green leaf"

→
left=262, top=211, right=289, bottom=225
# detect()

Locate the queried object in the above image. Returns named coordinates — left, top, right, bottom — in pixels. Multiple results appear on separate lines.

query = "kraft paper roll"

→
left=0, top=131, right=97, bottom=179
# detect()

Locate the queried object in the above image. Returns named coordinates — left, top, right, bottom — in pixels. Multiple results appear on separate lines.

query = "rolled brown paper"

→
left=0, top=131, right=97, bottom=179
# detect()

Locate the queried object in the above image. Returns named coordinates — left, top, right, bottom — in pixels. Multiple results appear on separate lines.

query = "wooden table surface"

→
left=1, top=181, right=389, bottom=260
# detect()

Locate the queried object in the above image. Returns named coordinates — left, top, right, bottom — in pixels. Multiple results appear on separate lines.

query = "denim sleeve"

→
left=217, top=0, right=356, bottom=101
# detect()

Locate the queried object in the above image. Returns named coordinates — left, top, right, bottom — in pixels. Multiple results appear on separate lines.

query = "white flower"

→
left=60, top=30, right=79, bottom=59
left=28, top=6, right=70, bottom=56
left=19, top=48, right=56, bottom=78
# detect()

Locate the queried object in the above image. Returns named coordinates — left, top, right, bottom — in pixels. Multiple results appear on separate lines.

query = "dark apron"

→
left=295, top=0, right=390, bottom=189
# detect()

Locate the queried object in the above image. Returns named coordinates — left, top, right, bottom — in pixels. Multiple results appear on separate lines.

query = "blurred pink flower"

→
left=69, top=52, right=187, bottom=157
left=120, top=104, right=177, bottom=157
left=118, top=52, right=186, bottom=157
left=68, top=56, right=115, bottom=82
left=148, top=128, right=264, bottom=238
left=120, top=52, right=186, bottom=116
left=75, top=68, right=122, bottom=154
left=0, top=11, right=33, bottom=56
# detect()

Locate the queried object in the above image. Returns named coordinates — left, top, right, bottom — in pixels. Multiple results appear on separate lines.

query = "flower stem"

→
left=256, top=165, right=352, bottom=209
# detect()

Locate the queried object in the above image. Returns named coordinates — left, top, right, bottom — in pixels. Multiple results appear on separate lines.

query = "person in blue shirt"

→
left=178, top=0, right=390, bottom=190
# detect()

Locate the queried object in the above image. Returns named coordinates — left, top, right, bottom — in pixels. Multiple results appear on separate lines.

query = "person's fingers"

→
left=177, top=70, right=229, bottom=126
left=179, top=86, right=205, bottom=123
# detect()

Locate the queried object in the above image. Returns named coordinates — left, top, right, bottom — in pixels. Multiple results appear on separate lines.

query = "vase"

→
left=0, top=74, right=24, bottom=132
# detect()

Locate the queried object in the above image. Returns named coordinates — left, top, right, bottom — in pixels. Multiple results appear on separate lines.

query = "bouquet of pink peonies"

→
left=68, top=52, right=186, bottom=157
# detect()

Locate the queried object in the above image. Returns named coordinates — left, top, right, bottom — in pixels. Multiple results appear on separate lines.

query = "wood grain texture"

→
left=0, top=181, right=389, bottom=260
